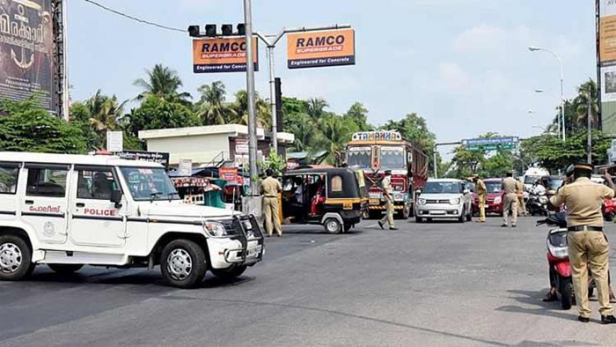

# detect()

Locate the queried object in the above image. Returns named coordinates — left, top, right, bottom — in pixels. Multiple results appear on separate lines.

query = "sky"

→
left=67, top=0, right=596, bottom=158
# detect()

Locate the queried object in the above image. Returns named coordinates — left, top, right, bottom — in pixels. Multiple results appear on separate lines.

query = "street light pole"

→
left=534, top=89, right=563, bottom=139
left=588, top=96, right=593, bottom=163
left=529, top=47, right=565, bottom=141
left=243, top=0, right=259, bottom=196
left=254, top=24, right=351, bottom=154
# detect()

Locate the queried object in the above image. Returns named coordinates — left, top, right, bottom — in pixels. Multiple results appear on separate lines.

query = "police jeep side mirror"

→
left=110, top=190, right=123, bottom=208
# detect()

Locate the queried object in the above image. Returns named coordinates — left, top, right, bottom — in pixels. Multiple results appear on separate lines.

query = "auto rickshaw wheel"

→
left=324, top=218, right=342, bottom=234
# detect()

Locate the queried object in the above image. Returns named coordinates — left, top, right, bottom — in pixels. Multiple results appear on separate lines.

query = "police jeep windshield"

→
left=119, top=167, right=180, bottom=201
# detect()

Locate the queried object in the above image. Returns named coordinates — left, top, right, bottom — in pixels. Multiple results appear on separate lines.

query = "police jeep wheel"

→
left=211, top=265, right=247, bottom=280
left=48, top=264, right=83, bottom=275
left=0, top=235, right=32, bottom=281
left=160, top=239, right=207, bottom=289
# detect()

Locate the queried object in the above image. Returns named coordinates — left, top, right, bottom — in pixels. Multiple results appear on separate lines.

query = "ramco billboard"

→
left=0, top=0, right=55, bottom=112
left=192, top=37, right=259, bottom=73
left=287, top=29, right=355, bottom=69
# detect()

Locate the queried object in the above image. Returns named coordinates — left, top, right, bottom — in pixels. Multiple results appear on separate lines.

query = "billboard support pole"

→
left=254, top=24, right=351, bottom=156
left=243, top=0, right=259, bottom=197
left=588, top=96, right=593, bottom=163
left=61, top=0, right=69, bottom=121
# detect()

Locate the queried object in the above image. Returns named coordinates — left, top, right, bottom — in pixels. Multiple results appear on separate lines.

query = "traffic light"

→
left=187, top=25, right=200, bottom=38
left=237, top=23, right=246, bottom=36
left=221, top=24, right=233, bottom=36
left=275, top=78, right=284, bottom=132
left=205, top=24, right=217, bottom=37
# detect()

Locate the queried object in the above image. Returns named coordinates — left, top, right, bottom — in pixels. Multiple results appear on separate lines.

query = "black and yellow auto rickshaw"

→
left=281, top=168, right=368, bottom=233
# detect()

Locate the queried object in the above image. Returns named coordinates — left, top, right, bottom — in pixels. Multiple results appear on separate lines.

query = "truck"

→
left=346, top=131, right=428, bottom=219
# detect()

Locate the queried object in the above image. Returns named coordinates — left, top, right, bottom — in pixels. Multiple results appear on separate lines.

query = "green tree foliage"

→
left=381, top=113, right=438, bottom=172
left=195, top=81, right=236, bottom=125
left=344, top=102, right=372, bottom=132
left=126, top=95, right=200, bottom=137
left=0, top=99, right=86, bottom=153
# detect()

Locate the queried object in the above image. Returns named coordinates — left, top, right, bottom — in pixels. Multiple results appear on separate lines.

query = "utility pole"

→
left=433, top=144, right=438, bottom=178
left=588, top=96, right=593, bottom=163
left=254, top=24, right=351, bottom=154
left=243, top=0, right=259, bottom=197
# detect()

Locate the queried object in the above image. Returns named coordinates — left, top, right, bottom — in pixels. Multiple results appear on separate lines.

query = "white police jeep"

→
left=0, top=152, right=264, bottom=288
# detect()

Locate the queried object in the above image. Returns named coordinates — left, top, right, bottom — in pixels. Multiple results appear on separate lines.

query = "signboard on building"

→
left=106, top=131, right=123, bottom=152
left=235, top=139, right=249, bottom=154
left=219, top=167, right=238, bottom=183
left=178, top=159, right=193, bottom=177
left=116, top=151, right=170, bottom=169
left=600, top=0, right=616, bottom=134
left=462, top=137, right=519, bottom=151
left=287, top=29, right=355, bottom=69
left=192, top=37, right=259, bottom=73
left=0, top=0, right=55, bottom=112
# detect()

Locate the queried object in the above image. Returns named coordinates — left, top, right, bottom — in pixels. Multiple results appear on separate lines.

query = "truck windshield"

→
left=347, top=146, right=371, bottom=168
left=381, top=147, right=405, bottom=169
left=119, top=167, right=180, bottom=201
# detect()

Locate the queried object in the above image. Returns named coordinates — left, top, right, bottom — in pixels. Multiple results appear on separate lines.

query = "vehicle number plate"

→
left=247, top=245, right=262, bottom=257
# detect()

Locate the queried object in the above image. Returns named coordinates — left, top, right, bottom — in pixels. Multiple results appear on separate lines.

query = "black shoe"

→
left=512, top=224, right=517, bottom=228
left=578, top=316, right=590, bottom=323
left=501, top=224, right=508, bottom=228
left=542, top=292, right=558, bottom=302
left=390, top=227, right=398, bottom=230
left=378, top=221, right=384, bottom=230
left=602, top=315, right=616, bottom=324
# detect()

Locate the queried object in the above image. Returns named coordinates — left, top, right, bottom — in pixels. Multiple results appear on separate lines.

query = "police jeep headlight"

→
left=494, top=196, right=502, bottom=204
left=449, top=198, right=461, bottom=205
left=205, top=222, right=227, bottom=237
left=418, top=198, right=427, bottom=205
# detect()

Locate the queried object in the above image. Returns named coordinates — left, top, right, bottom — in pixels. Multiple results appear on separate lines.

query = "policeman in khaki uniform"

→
left=549, top=163, right=616, bottom=324
left=473, top=176, right=487, bottom=223
left=378, top=170, right=398, bottom=230
left=260, top=169, right=283, bottom=237
left=501, top=172, right=518, bottom=227
left=516, top=179, right=527, bottom=217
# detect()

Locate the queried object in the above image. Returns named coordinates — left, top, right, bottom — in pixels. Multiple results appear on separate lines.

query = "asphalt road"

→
left=3, top=216, right=616, bottom=346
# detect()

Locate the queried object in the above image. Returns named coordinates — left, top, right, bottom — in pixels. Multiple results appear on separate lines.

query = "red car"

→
left=472, top=178, right=505, bottom=216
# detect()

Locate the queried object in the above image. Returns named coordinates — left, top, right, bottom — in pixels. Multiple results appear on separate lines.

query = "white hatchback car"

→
left=0, top=152, right=264, bottom=288
left=415, top=179, right=473, bottom=223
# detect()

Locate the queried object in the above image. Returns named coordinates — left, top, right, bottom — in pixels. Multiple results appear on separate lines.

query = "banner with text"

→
left=287, top=29, right=355, bottom=69
left=192, top=37, right=258, bottom=73
left=0, top=0, right=55, bottom=112
left=600, top=0, right=616, bottom=134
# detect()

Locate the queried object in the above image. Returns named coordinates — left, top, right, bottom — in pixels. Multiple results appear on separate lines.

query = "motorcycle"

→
left=537, top=212, right=574, bottom=310
left=603, top=197, right=616, bottom=222
left=527, top=191, right=549, bottom=216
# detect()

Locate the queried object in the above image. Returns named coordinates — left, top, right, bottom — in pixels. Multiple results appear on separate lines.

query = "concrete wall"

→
left=146, top=133, right=231, bottom=166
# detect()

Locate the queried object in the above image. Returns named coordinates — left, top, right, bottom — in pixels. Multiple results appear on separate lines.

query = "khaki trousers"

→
left=503, top=194, right=518, bottom=225
left=380, top=196, right=395, bottom=228
left=517, top=196, right=526, bottom=216
left=263, top=196, right=282, bottom=236
left=568, top=230, right=613, bottom=317
left=478, top=194, right=486, bottom=222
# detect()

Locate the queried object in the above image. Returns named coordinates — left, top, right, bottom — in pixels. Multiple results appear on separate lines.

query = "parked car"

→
left=415, top=179, right=473, bottom=223
left=471, top=178, right=504, bottom=216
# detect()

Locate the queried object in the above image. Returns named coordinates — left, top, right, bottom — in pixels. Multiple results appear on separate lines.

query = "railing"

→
left=204, top=151, right=227, bottom=168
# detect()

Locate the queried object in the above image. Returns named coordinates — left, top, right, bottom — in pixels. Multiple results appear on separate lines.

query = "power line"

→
left=82, top=0, right=185, bottom=33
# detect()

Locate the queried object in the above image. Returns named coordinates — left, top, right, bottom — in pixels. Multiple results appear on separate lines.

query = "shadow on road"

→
left=496, top=289, right=576, bottom=322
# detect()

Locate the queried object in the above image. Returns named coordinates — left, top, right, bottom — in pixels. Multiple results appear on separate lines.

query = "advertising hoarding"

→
left=192, top=37, right=259, bottom=73
left=600, top=0, right=616, bottom=134
left=0, top=0, right=55, bottom=112
left=287, top=29, right=355, bottom=69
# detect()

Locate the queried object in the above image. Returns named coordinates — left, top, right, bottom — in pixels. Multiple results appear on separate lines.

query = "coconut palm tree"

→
left=133, top=64, right=191, bottom=104
left=195, top=81, right=236, bottom=125
left=87, top=90, right=127, bottom=132
left=312, top=115, right=351, bottom=165
left=572, top=79, right=599, bottom=129
left=231, top=90, right=271, bottom=129
left=306, top=98, right=329, bottom=121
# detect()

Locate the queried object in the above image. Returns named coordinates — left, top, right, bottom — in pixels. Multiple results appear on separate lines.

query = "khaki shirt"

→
left=382, top=175, right=392, bottom=195
left=502, top=177, right=518, bottom=195
left=476, top=179, right=487, bottom=196
left=515, top=180, right=524, bottom=196
left=260, top=177, right=281, bottom=197
left=550, top=177, right=615, bottom=227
